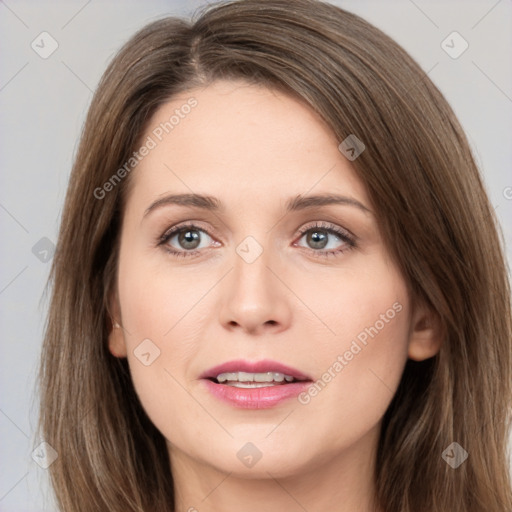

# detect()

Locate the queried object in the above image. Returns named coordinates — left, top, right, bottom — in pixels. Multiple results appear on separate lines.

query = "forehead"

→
left=126, top=80, right=369, bottom=211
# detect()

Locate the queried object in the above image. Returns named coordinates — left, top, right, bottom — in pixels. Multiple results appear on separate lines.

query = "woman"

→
left=37, top=0, right=512, bottom=510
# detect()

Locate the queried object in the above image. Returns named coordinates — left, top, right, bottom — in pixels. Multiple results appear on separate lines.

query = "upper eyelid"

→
left=160, top=220, right=216, bottom=240
left=297, top=221, right=355, bottom=239
left=160, top=220, right=355, bottom=244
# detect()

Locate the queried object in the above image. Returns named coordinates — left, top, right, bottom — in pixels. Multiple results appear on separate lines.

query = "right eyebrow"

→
left=143, top=193, right=224, bottom=218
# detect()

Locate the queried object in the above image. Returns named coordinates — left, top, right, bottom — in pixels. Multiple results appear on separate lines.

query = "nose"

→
left=218, top=241, right=292, bottom=336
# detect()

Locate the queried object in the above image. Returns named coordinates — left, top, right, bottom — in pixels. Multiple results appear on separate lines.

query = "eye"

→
left=294, top=221, right=356, bottom=258
left=157, top=221, right=356, bottom=260
left=158, top=223, right=216, bottom=258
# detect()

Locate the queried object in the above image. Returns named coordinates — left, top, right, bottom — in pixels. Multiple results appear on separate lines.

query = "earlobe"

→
left=407, top=303, right=443, bottom=361
left=108, top=320, right=128, bottom=358
left=107, top=290, right=127, bottom=358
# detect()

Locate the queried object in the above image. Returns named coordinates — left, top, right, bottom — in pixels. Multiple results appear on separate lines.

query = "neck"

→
left=168, top=424, right=381, bottom=512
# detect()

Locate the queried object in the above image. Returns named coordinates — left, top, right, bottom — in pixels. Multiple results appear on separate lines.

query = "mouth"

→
left=200, top=359, right=313, bottom=409
left=207, top=371, right=307, bottom=387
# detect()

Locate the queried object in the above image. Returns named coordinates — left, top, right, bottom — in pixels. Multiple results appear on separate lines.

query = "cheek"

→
left=117, top=245, right=207, bottom=343
left=297, top=258, right=410, bottom=439
left=116, top=249, right=212, bottom=431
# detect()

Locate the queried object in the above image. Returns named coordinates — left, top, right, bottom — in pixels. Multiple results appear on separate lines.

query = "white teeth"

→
left=227, top=382, right=278, bottom=388
left=216, top=371, right=296, bottom=384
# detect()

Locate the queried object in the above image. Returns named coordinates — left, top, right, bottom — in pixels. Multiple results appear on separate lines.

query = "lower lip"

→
left=202, top=379, right=312, bottom=409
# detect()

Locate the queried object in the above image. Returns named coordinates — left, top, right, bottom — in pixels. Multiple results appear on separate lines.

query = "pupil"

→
left=308, top=230, right=327, bottom=249
left=179, top=230, right=200, bottom=249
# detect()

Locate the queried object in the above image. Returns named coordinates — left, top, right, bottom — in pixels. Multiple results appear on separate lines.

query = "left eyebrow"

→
left=284, top=193, right=372, bottom=214
left=143, top=192, right=372, bottom=219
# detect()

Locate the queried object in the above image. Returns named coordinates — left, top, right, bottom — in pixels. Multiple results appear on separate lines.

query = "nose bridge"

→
left=218, top=230, right=291, bottom=333
left=232, top=232, right=274, bottom=297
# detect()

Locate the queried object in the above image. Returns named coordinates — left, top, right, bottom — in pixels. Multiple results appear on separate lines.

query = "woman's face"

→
left=109, top=80, right=437, bottom=479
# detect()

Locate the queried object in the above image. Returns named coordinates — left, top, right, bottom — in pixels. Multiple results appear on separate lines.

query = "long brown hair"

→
left=37, top=0, right=512, bottom=510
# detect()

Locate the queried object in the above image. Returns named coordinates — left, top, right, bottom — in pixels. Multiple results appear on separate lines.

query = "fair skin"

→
left=108, top=80, right=441, bottom=512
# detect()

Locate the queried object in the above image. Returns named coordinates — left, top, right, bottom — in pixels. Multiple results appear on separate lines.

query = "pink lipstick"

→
left=200, top=359, right=313, bottom=409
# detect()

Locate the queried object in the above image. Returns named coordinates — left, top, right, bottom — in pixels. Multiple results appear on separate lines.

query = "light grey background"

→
left=1, top=1, right=511, bottom=510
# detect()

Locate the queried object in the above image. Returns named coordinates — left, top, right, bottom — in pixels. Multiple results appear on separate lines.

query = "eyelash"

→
left=157, top=221, right=356, bottom=260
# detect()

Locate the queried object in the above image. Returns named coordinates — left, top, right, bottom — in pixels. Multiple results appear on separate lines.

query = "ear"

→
left=107, top=289, right=127, bottom=358
left=407, top=301, right=443, bottom=361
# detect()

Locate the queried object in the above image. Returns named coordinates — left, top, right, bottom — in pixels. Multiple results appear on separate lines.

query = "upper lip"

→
left=200, top=359, right=312, bottom=381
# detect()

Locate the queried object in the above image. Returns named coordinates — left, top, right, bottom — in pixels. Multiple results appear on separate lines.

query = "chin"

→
left=199, top=439, right=313, bottom=479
